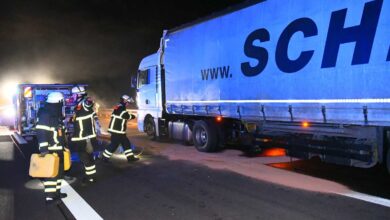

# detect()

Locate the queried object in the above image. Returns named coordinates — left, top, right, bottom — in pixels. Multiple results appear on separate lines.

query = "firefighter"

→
left=36, top=92, right=67, bottom=204
left=101, top=95, right=139, bottom=162
left=70, top=86, right=99, bottom=185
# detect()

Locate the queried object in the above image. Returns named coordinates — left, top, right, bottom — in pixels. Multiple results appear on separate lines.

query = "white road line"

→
left=338, top=191, right=390, bottom=208
left=61, top=181, right=103, bottom=220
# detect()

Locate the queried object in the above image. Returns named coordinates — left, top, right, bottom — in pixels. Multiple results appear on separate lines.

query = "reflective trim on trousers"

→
left=125, top=152, right=134, bottom=157
left=86, top=170, right=96, bottom=175
left=103, top=150, right=112, bottom=158
left=44, top=181, right=57, bottom=186
left=56, top=179, right=62, bottom=189
left=85, top=165, right=96, bottom=171
left=124, top=149, right=133, bottom=154
left=44, top=188, right=57, bottom=193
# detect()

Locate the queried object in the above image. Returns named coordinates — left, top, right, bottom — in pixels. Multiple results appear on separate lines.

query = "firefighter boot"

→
left=45, top=197, right=61, bottom=206
left=56, top=192, right=68, bottom=199
left=127, top=155, right=139, bottom=163
left=81, top=177, right=96, bottom=186
left=98, top=152, right=110, bottom=163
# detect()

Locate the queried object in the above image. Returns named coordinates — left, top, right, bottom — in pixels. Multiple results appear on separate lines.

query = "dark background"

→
left=0, top=0, right=245, bottom=107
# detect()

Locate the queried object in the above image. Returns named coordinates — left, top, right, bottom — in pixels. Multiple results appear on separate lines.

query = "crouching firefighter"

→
left=36, top=92, right=67, bottom=204
left=101, top=95, right=139, bottom=163
left=71, top=86, right=99, bottom=185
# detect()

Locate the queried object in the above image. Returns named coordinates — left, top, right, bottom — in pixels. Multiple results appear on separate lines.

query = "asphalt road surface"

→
left=1, top=121, right=389, bottom=219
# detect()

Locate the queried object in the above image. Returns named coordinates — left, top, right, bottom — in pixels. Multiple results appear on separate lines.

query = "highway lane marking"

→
left=61, top=181, right=103, bottom=220
left=338, top=191, right=390, bottom=208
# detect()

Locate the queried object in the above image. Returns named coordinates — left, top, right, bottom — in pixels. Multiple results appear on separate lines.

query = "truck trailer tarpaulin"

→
left=162, top=0, right=390, bottom=125
left=135, top=0, right=390, bottom=172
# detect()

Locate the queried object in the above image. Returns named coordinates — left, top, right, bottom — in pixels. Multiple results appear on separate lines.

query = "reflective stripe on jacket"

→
left=36, top=103, right=64, bottom=152
left=107, top=103, right=134, bottom=134
left=71, top=99, right=98, bottom=141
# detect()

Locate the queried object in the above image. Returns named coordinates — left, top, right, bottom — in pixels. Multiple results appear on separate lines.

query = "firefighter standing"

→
left=70, top=86, right=99, bottom=184
left=101, top=95, right=139, bottom=162
left=36, top=92, right=67, bottom=204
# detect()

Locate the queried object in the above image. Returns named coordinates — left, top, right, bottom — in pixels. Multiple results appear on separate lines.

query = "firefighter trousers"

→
left=73, top=138, right=97, bottom=180
left=43, top=151, right=64, bottom=200
left=103, top=133, right=135, bottom=160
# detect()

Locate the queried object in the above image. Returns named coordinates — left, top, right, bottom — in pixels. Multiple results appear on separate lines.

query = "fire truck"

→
left=13, top=84, right=87, bottom=141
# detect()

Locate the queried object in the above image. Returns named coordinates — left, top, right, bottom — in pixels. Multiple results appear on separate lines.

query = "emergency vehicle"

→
left=14, top=84, right=87, bottom=137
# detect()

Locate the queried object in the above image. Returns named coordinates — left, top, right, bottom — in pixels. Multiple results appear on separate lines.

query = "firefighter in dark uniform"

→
left=70, top=86, right=98, bottom=184
left=101, top=95, right=139, bottom=162
left=36, top=92, right=67, bottom=204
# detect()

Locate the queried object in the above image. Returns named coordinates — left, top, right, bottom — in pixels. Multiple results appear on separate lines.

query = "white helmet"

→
left=121, top=94, right=133, bottom=103
left=47, top=92, right=64, bottom=103
left=71, top=86, right=86, bottom=95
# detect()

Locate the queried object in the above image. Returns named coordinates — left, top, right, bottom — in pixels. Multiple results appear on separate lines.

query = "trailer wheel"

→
left=193, top=120, right=218, bottom=152
left=387, top=149, right=390, bottom=175
left=144, top=117, right=156, bottom=138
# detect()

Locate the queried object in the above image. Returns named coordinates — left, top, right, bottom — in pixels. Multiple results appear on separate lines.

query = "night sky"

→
left=0, top=0, right=245, bottom=107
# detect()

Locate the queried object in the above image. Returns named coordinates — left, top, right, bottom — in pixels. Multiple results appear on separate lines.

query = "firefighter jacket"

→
left=36, top=103, right=64, bottom=152
left=71, top=98, right=98, bottom=141
left=108, top=103, right=135, bottom=134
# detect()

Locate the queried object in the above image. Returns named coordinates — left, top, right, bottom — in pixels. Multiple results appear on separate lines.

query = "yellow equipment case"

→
left=29, top=154, right=59, bottom=178
left=63, top=148, right=72, bottom=171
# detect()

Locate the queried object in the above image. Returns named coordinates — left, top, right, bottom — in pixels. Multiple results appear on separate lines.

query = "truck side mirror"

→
left=131, top=75, right=137, bottom=88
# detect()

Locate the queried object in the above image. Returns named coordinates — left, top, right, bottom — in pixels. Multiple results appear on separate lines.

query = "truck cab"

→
left=136, top=53, right=164, bottom=137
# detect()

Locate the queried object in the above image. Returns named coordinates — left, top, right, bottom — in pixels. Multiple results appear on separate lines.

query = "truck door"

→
left=137, top=66, right=157, bottom=110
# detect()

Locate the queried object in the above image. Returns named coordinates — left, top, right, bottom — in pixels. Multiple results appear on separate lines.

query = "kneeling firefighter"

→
left=102, top=95, right=139, bottom=162
left=36, top=92, right=67, bottom=204
left=70, top=86, right=99, bottom=184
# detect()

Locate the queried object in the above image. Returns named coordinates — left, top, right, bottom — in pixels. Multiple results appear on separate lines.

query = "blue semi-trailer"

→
left=135, top=0, right=390, bottom=173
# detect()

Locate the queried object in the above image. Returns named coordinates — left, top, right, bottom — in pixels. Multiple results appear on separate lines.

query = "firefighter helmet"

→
left=83, top=97, right=94, bottom=108
left=47, top=92, right=64, bottom=103
left=71, top=86, right=86, bottom=95
left=121, top=94, right=133, bottom=103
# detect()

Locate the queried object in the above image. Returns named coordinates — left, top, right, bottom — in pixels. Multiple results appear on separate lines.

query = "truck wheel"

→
left=387, top=149, right=390, bottom=175
left=193, top=120, right=218, bottom=152
left=144, top=117, right=156, bottom=138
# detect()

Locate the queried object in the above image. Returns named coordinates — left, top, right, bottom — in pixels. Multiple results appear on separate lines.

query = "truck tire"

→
left=387, top=149, right=390, bottom=175
left=193, top=120, right=218, bottom=152
left=144, top=117, right=156, bottom=138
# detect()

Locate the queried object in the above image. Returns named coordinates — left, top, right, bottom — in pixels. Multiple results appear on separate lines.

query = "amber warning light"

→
left=23, top=87, right=32, bottom=98
left=302, top=121, right=310, bottom=128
